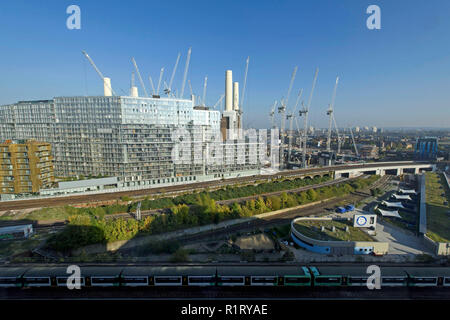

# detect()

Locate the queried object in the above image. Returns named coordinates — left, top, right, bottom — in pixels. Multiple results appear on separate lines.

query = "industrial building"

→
left=0, top=57, right=263, bottom=190
left=0, top=140, right=54, bottom=195
left=415, top=137, right=438, bottom=160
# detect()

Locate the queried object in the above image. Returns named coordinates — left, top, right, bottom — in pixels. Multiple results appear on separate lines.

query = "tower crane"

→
left=188, top=80, right=193, bottom=97
left=239, top=56, right=250, bottom=128
left=202, top=76, right=208, bottom=107
left=148, top=76, right=156, bottom=95
left=212, top=94, right=225, bottom=110
left=167, top=53, right=181, bottom=96
left=157, top=67, right=164, bottom=95
left=326, top=76, right=339, bottom=153
left=279, top=66, right=298, bottom=169
left=287, top=89, right=303, bottom=164
left=269, top=101, right=278, bottom=129
left=332, top=113, right=342, bottom=154
left=349, top=126, right=359, bottom=157
left=299, top=68, right=319, bottom=168
left=131, top=57, right=149, bottom=97
left=180, top=47, right=192, bottom=98
left=81, top=51, right=116, bottom=96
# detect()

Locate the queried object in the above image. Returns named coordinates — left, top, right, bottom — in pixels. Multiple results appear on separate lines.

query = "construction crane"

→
left=326, top=76, right=339, bottom=153
left=167, top=53, right=181, bottom=96
left=349, top=126, right=359, bottom=157
left=299, top=68, right=319, bottom=168
left=131, top=57, right=149, bottom=97
left=201, top=76, right=208, bottom=106
left=180, top=47, right=192, bottom=99
left=287, top=89, right=303, bottom=165
left=269, top=101, right=278, bottom=129
left=157, top=67, right=164, bottom=95
left=239, top=56, right=250, bottom=128
left=148, top=76, right=156, bottom=95
left=279, top=66, right=298, bottom=169
left=332, top=113, right=342, bottom=154
left=81, top=51, right=116, bottom=96
left=212, top=94, right=225, bottom=110
left=188, top=79, right=193, bottom=96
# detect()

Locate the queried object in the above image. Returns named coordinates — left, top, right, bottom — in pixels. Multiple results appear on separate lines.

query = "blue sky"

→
left=0, top=0, right=449, bottom=128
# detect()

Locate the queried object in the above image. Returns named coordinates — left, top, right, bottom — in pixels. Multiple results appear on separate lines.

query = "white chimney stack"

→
left=225, top=70, right=233, bottom=111
left=130, top=86, right=139, bottom=97
left=103, top=77, right=112, bottom=96
left=233, top=82, right=239, bottom=111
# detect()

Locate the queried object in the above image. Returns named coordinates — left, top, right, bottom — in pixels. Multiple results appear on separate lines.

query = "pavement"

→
left=373, top=220, right=432, bottom=255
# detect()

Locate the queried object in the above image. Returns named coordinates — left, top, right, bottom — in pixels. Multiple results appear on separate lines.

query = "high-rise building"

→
left=0, top=140, right=54, bottom=194
left=0, top=95, right=263, bottom=189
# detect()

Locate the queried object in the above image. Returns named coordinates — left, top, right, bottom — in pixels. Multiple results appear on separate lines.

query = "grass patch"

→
left=0, top=239, right=41, bottom=259
left=425, top=172, right=450, bottom=242
left=294, top=219, right=375, bottom=242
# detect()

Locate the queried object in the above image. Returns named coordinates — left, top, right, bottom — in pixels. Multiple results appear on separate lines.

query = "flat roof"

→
left=403, top=267, right=450, bottom=277
left=0, top=267, right=29, bottom=277
left=314, top=266, right=407, bottom=277
left=58, top=177, right=118, bottom=190
left=122, top=266, right=216, bottom=276
left=217, top=266, right=308, bottom=276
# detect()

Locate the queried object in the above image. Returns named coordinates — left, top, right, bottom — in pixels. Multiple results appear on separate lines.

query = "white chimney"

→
left=233, top=82, right=239, bottom=111
left=103, top=77, right=112, bottom=96
left=130, top=86, right=139, bottom=97
left=225, top=70, right=233, bottom=111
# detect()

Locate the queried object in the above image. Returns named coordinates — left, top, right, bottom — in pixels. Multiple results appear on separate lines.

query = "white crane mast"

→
left=326, top=76, right=339, bottom=153
left=279, top=66, right=298, bottom=169
left=350, top=126, right=359, bottom=157
left=332, top=113, right=341, bottom=154
left=287, top=89, right=303, bottom=164
left=240, top=56, right=250, bottom=110
left=300, top=68, right=318, bottom=168
left=212, top=94, right=225, bottom=109
left=180, top=47, right=192, bottom=99
left=157, top=67, right=164, bottom=95
left=202, top=76, right=208, bottom=106
left=81, top=51, right=116, bottom=96
left=148, top=76, right=156, bottom=95
left=188, top=79, right=193, bottom=97
left=168, top=53, right=181, bottom=96
left=269, top=101, right=278, bottom=129
left=131, top=57, right=149, bottom=97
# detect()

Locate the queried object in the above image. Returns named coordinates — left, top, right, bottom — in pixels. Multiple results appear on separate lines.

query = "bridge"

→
left=332, top=161, right=435, bottom=179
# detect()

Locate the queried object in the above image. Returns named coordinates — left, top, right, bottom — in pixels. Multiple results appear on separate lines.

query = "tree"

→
left=306, top=189, right=318, bottom=201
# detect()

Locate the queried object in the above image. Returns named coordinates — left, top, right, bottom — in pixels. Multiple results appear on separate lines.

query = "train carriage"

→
left=217, top=266, right=311, bottom=286
left=0, top=267, right=28, bottom=288
left=404, top=267, right=450, bottom=287
left=309, top=267, right=343, bottom=286
left=82, top=267, right=122, bottom=287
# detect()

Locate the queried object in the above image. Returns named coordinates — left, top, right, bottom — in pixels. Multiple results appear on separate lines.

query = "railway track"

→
left=0, top=162, right=425, bottom=211
left=172, top=176, right=393, bottom=244
left=0, top=177, right=351, bottom=230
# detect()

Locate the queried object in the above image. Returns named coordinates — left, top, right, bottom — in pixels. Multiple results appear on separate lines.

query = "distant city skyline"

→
left=0, top=0, right=449, bottom=128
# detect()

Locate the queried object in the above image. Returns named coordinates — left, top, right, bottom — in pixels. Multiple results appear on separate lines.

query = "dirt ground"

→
left=234, top=233, right=275, bottom=250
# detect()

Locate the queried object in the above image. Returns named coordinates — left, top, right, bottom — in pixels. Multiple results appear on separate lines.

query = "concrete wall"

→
left=423, top=234, right=450, bottom=256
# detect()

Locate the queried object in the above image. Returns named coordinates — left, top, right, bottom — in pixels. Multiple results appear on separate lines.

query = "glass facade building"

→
left=0, top=96, right=263, bottom=188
